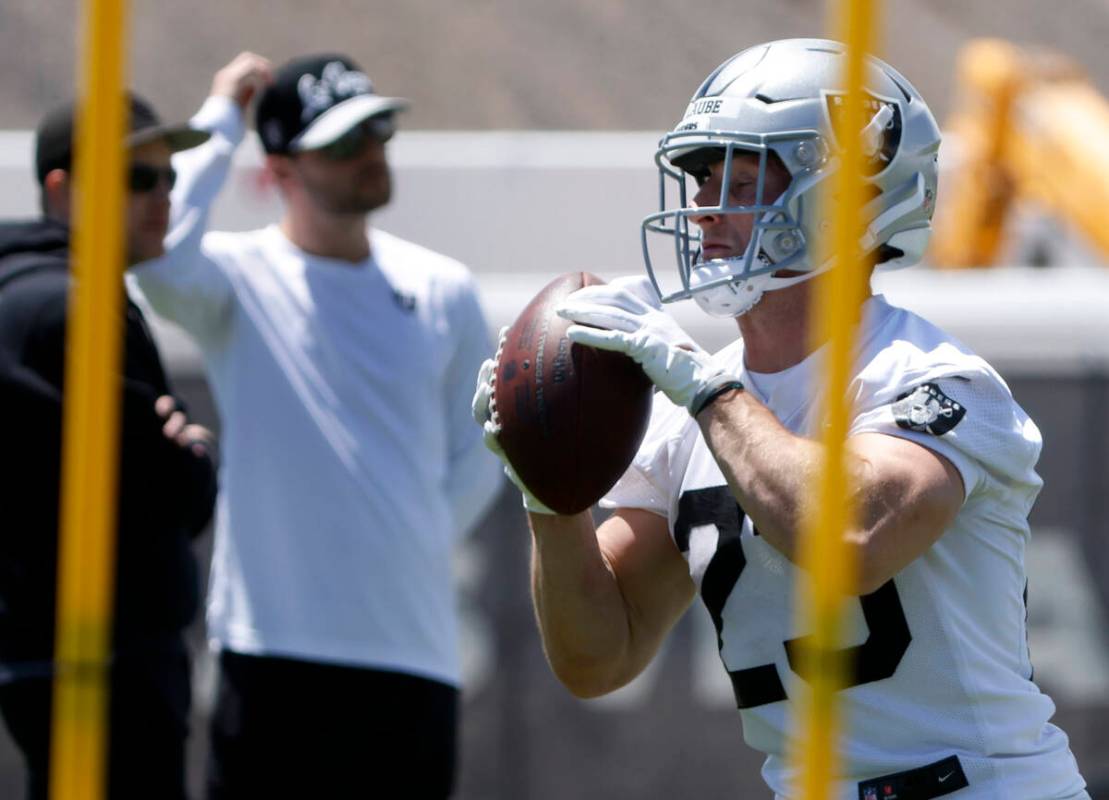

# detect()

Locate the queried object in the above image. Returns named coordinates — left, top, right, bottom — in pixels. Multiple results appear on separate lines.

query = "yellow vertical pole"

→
left=791, top=3, right=877, bottom=799
left=49, top=0, right=129, bottom=797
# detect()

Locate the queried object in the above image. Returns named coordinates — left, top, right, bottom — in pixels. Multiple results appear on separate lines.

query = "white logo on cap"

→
left=297, top=61, right=374, bottom=123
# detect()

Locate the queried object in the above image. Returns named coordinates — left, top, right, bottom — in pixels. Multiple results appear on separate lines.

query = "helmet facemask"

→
left=642, top=132, right=828, bottom=318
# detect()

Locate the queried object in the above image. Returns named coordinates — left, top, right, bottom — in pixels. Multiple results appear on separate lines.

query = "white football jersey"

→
left=602, top=295, right=1087, bottom=799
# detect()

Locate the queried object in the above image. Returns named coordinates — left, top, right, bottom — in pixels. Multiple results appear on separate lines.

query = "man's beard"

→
left=302, top=167, right=392, bottom=215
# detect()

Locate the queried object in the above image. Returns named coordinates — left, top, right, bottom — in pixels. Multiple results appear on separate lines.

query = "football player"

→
left=474, top=38, right=1089, bottom=798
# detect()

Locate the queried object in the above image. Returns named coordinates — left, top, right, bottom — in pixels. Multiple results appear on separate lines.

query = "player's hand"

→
left=210, top=51, right=273, bottom=110
left=472, top=330, right=555, bottom=515
left=557, top=276, right=730, bottom=413
left=155, top=395, right=215, bottom=459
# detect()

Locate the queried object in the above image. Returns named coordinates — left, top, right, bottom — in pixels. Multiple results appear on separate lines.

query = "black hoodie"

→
left=0, top=217, right=217, bottom=676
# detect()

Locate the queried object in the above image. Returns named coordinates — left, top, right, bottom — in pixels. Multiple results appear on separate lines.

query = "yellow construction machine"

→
left=929, top=39, right=1109, bottom=268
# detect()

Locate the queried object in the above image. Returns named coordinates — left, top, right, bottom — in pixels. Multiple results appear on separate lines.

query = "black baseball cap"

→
left=255, top=54, right=409, bottom=155
left=34, top=93, right=210, bottom=185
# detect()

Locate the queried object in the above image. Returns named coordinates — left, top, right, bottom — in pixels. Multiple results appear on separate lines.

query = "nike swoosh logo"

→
left=937, top=771, right=955, bottom=782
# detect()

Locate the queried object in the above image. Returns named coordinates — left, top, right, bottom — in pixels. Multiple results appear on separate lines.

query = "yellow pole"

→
left=791, top=3, right=877, bottom=798
left=49, top=0, right=129, bottom=796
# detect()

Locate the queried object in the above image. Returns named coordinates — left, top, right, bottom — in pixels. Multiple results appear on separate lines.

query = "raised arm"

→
left=168, top=51, right=271, bottom=232
left=131, top=52, right=272, bottom=337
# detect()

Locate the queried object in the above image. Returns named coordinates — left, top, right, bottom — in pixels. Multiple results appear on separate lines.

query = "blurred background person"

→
left=130, top=52, right=501, bottom=798
left=0, top=91, right=222, bottom=799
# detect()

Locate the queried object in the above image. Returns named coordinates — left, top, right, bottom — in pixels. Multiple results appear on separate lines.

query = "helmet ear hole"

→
left=875, top=243, right=904, bottom=265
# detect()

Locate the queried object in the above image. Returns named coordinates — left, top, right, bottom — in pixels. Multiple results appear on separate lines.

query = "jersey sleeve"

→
left=849, top=364, right=1042, bottom=507
left=600, top=393, right=695, bottom=516
left=129, top=95, right=244, bottom=340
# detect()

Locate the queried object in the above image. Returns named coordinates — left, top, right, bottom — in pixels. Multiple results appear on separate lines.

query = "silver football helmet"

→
left=641, top=38, right=942, bottom=317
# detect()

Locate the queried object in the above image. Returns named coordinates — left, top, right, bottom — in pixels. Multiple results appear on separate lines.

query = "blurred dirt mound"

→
left=1, top=0, right=1107, bottom=131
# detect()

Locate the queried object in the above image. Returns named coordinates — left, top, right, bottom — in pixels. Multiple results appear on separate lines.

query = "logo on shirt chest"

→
left=391, top=288, right=417, bottom=313
left=891, top=382, right=965, bottom=436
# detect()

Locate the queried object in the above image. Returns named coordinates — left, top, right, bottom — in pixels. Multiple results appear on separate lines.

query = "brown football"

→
left=493, top=272, right=654, bottom=515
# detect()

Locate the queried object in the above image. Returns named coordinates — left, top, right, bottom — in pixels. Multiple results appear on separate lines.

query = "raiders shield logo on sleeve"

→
left=891, top=383, right=966, bottom=436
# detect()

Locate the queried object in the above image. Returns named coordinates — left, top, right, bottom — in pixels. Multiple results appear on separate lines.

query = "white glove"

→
left=556, top=276, right=735, bottom=414
left=471, top=330, right=555, bottom=515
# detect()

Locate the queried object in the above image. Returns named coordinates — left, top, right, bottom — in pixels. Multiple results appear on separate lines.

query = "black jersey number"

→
left=674, top=486, right=912, bottom=709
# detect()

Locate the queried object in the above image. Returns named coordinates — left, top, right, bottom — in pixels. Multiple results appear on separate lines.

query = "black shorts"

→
left=207, top=650, right=459, bottom=799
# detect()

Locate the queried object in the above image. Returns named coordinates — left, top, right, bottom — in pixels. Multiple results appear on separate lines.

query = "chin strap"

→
left=759, top=260, right=835, bottom=291
left=690, top=254, right=837, bottom=319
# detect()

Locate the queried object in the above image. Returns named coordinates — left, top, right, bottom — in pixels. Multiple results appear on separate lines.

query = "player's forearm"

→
left=699, top=391, right=964, bottom=593
left=528, top=511, right=639, bottom=698
left=697, top=389, right=852, bottom=562
left=131, top=99, right=240, bottom=321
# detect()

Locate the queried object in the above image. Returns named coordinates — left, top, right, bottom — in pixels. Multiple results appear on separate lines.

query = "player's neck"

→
left=737, top=282, right=818, bottom=373
left=280, top=207, right=370, bottom=263
left=738, top=279, right=872, bottom=373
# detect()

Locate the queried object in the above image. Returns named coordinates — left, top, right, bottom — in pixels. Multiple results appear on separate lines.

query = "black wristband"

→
left=690, top=377, right=745, bottom=418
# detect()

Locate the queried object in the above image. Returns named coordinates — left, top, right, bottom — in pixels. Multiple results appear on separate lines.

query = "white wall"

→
left=3, top=129, right=1108, bottom=374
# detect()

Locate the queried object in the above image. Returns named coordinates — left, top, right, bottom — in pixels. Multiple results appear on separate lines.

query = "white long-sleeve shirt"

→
left=131, top=96, right=501, bottom=686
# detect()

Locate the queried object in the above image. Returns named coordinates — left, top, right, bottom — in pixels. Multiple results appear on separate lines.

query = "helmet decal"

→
left=822, top=89, right=903, bottom=176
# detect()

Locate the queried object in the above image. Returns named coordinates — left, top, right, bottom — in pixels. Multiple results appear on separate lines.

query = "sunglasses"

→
left=129, top=163, right=177, bottom=193
left=316, top=115, right=396, bottom=161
